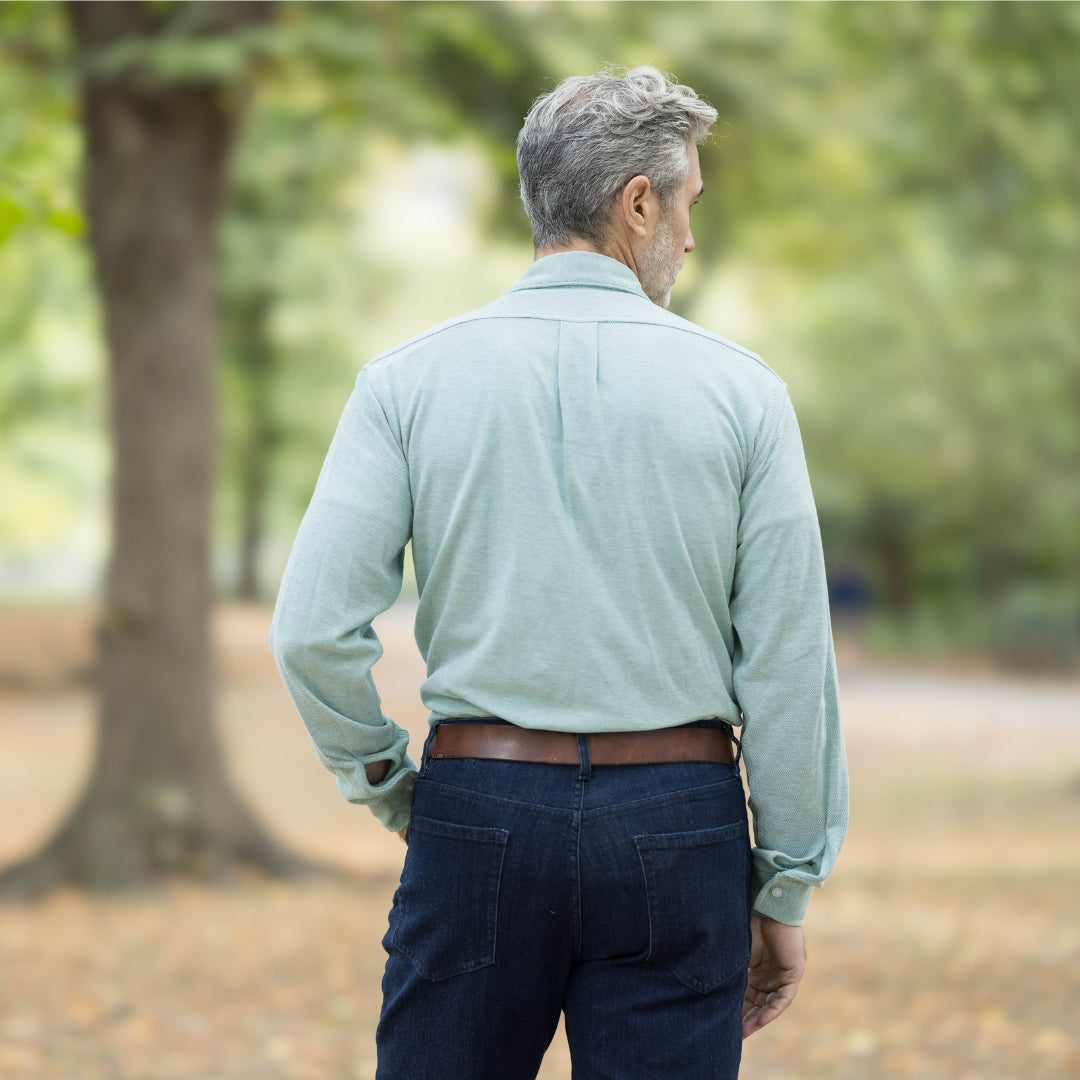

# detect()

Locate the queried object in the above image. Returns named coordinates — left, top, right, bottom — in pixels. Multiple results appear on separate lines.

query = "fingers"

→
left=742, top=981, right=798, bottom=1039
left=741, top=915, right=805, bottom=1040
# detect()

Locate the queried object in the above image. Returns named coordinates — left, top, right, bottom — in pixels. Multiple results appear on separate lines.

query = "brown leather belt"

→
left=428, top=723, right=733, bottom=767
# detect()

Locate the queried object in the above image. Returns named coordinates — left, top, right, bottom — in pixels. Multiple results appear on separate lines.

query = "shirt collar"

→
left=506, top=251, right=649, bottom=300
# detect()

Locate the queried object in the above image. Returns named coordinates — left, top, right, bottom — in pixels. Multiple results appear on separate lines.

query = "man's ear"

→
left=617, top=175, right=655, bottom=238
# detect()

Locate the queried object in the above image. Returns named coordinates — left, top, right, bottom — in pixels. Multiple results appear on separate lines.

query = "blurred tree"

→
left=0, top=1, right=97, bottom=585
left=216, top=0, right=554, bottom=598
left=610, top=1, right=1080, bottom=639
left=1, top=4, right=1077, bottom=904
left=0, top=0, right=302, bottom=894
left=0, top=0, right=579, bottom=892
left=754, top=2, right=1080, bottom=634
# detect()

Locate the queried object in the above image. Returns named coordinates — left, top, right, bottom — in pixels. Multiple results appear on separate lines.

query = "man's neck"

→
left=534, top=237, right=609, bottom=261
left=534, top=234, right=641, bottom=280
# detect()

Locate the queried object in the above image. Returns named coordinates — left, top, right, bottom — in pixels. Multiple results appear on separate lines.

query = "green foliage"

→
left=0, top=2, right=102, bottom=591
left=0, top=2, right=83, bottom=247
left=1, top=0, right=1077, bottom=650
left=212, top=1, right=552, bottom=594
left=716, top=2, right=1080, bottom=617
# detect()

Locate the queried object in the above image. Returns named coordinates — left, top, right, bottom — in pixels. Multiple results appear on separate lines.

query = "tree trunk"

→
left=867, top=496, right=914, bottom=618
left=1, top=1, right=307, bottom=895
left=233, top=288, right=276, bottom=602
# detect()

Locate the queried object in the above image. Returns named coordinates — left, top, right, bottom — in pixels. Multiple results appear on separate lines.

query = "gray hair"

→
left=517, top=66, right=718, bottom=250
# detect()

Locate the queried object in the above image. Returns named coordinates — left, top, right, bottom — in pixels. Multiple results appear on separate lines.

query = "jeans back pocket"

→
left=385, top=816, right=510, bottom=981
left=634, top=819, right=751, bottom=993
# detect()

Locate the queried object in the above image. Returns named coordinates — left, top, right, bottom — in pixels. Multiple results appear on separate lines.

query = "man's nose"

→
left=685, top=229, right=695, bottom=253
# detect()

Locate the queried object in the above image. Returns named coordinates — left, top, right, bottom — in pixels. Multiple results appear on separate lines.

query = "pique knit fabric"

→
left=270, top=252, right=848, bottom=924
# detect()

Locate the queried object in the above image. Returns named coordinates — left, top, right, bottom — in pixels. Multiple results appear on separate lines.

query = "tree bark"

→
left=1, top=1, right=308, bottom=895
left=232, top=288, right=276, bottom=602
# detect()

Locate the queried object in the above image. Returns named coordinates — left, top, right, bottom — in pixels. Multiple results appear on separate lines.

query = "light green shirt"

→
left=270, top=251, right=848, bottom=924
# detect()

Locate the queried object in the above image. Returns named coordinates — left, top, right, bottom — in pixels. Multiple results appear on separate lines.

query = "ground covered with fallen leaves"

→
left=1, top=604, right=1078, bottom=1079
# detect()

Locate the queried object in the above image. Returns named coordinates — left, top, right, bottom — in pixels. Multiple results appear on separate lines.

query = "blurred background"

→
left=0, top=2, right=1077, bottom=1078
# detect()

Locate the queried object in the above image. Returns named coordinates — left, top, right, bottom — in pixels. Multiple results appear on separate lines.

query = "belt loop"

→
left=726, top=723, right=743, bottom=771
left=577, top=733, right=592, bottom=781
left=419, top=723, right=440, bottom=775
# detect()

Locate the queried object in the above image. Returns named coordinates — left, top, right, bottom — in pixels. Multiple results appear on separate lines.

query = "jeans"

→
left=376, top=720, right=752, bottom=1080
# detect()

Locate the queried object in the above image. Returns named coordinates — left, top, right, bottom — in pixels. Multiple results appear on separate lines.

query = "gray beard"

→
left=639, top=219, right=682, bottom=308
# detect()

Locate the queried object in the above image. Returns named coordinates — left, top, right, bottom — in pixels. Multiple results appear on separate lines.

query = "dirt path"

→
left=1, top=604, right=1078, bottom=1079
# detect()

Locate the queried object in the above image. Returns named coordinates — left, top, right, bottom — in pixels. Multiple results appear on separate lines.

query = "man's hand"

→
left=363, top=761, right=408, bottom=843
left=364, top=759, right=392, bottom=785
left=741, top=914, right=806, bottom=1040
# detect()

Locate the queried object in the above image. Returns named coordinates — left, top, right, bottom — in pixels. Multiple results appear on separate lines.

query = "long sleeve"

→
left=269, top=370, right=417, bottom=831
left=729, top=385, right=849, bottom=925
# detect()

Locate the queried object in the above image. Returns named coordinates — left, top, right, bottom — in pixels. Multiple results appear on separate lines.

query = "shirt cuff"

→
left=751, top=876, right=814, bottom=925
left=338, top=758, right=417, bottom=832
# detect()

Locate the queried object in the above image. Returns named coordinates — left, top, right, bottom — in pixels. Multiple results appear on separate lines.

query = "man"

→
left=271, top=66, right=847, bottom=1080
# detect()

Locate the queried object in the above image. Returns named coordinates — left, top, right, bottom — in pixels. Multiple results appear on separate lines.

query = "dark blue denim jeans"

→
left=376, top=720, right=752, bottom=1080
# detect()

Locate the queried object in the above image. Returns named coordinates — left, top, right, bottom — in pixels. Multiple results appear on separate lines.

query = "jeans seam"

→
left=413, top=777, right=571, bottom=818
left=583, top=776, right=743, bottom=819
left=418, top=769, right=738, bottom=816
left=571, top=780, right=585, bottom=959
